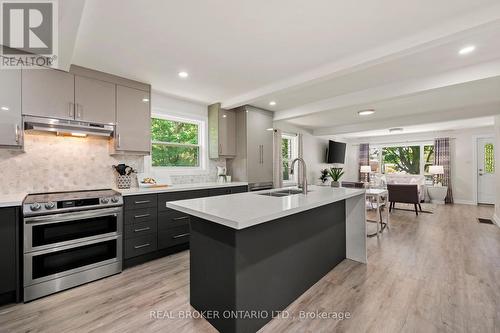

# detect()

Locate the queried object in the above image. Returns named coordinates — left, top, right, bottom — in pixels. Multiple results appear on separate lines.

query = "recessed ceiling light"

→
left=358, top=109, right=375, bottom=116
left=1, top=106, right=9, bottom=111
left=389, top=127, right=404, bottom=133
left=178, top=71, right=189, bottom=78
left=458, top=45, right=475, bottom=55
left=142, top=98, right=149, bottom=102
left=269, top=101, right=277, bottom=106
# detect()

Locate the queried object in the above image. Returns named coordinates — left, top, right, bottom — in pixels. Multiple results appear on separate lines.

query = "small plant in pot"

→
left=319, top=169, right=330, bottom=184
left=328, top=167, right=344, bottom=187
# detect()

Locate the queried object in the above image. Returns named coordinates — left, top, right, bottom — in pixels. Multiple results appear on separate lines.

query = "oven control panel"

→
left=23, top=190, right=124, bottom=216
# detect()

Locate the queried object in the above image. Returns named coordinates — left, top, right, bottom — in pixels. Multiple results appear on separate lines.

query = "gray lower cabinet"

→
left=22, top=68, right=75, bottom=120
left=208, top=185, right=248, bottom=197
left=0, top=69, right=22, bottom=148
left=0, top=207, right=19, bottom=305
left=123, top=186, right=246, bottom=268
left=74, top=75, right=116, bottom=124
left=114, top=85, right=151, bottom=154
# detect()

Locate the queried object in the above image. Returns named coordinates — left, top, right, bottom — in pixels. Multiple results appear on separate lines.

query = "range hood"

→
left=24, top=116, right=114, bottom=137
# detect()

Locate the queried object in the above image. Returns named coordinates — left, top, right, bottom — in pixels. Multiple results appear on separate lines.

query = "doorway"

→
left=477, top=137, right=496, bottom=204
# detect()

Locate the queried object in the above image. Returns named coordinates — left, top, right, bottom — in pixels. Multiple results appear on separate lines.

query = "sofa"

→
left=384, top=173, right=426, bottom=202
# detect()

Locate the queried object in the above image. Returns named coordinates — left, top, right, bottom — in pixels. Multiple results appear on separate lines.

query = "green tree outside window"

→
left=484, top=143, right=495, bottom=174
left=151, top=118, right=200, bottom=167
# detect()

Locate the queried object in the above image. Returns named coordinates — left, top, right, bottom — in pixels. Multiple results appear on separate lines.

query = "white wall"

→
left=344, top=126, right=495, bottom=204
left=273, top=120, right=348, bottom=185
left=495, top=116, right=500, bottom=225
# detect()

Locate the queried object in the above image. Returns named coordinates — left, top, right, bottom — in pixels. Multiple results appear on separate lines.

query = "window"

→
left=282, top=133, right=298, bottom=184
left=484, top=143, right=495, bottom=174
left=151, top=116, right=202, bottom=167
left=369, top=143, right=435, bottom=179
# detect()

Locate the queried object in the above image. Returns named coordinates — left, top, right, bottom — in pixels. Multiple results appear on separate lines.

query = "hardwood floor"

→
left=1, top=204, right=499, bottom=333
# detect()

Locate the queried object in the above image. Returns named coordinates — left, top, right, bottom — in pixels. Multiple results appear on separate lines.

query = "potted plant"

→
left=319, top=169, right=330, bottom=184
left=328, top=167, right=344, bottom=187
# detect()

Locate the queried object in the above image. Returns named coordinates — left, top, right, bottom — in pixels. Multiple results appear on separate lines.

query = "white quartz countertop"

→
left=167, top=185, right=365, bottom=230
left=117, top=182, right=248, bottom=196
left=0, top=193, right=26, bottom=207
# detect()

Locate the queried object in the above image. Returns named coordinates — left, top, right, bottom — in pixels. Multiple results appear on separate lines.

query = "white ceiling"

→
left=63, top=0, right=500, bottom=135
left=335, top=117, right=495, bottom=139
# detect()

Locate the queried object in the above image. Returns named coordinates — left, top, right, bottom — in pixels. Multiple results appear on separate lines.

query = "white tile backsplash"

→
left=0, top=133, right=143, bottom=195
left=0, top=132, right=227, bottom=194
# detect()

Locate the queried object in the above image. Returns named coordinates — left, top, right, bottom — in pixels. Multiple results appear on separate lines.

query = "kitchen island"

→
left=167, top=185, right=366, bottom=333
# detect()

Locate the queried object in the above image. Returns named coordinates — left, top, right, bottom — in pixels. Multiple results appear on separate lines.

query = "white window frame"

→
left=282, top=133, right=299, bottom=186
left=370, top=141, right=434, bottom=177
left=150, top=113, right=208, bottom=174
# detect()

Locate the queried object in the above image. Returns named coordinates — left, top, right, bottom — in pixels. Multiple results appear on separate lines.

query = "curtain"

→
left=434, top=137, right=453, bottom=203
left=359, top=143, right=370, bottom=182
left=298, top=134, right=304, bottom=187
left=272, top=129, right=283, bottom=188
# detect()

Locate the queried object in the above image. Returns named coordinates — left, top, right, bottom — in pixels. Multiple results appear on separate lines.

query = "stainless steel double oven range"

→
left=22, top=189, right=123, bottom=302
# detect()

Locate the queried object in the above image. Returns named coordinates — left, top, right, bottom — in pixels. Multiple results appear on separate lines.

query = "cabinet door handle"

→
left=134, top=227, right=151, bottom=232
left=134, top=213, right=151, bottom=218
left=69, top=102, right=75, bottom=118
left=134, top=243, right=150, bottom=249
left=173, top=216, right=189, bottom=221
left=15, top=124, right=20, bottom=143
left=117, top=133, right=121, bottom=148
left=261, top=145, right=264, bottom=164
left=172, top=233, right=190, bottom=239
left=76, top=104, right=82, bottom=119
left=219, top=143, right=222, bottom=154
left=134, top=200, right=151, bottom=204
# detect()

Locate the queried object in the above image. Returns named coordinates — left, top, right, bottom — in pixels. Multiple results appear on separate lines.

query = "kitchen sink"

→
left=257, top=188, right=310, bottom=197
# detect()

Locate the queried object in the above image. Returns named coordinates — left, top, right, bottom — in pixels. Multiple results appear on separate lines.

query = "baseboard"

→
left=452, top=200, right=476, bottom=205
left=493, top=214, right=500, bottom=228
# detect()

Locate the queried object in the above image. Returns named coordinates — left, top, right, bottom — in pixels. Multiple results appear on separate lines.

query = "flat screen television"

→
left=326, top=141, right=346, bottom=164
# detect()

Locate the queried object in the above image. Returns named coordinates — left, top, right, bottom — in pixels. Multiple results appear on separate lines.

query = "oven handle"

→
left=24, top=207, right=122, bottom=226
left=25, top=234, right=121, bottom=256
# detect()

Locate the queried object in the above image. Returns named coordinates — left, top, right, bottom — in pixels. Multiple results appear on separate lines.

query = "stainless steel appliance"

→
left=22, top=189, right=123, bottom=302
left=23, top=115, right=114, bottom=137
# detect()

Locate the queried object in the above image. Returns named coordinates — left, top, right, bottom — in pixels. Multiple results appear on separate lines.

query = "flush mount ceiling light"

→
left=458, top=45, right=476, bottom=55
left=142, top=98, right=149, bottom=102
left=269, top=101, right=277, bottom=106
left=357, top=109, right=375, bottom=116
left=1, top=106, right=9, bottom=111
left=178, top=71, right=189, bottom=78
left=389, top=127, right=404, bottom=133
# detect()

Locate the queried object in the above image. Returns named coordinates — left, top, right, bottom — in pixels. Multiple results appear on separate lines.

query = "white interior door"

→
left=477, top=137, right=496, bottom=204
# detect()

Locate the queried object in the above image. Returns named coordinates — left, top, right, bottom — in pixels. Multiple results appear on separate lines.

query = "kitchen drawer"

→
left=124, top=207, right=157, bottom=225
left=158, top=210, right=190, bottom=230
left=158, top=190, right=209, bottom=212
left=231, top=186, right=248, bottom=194
left=124, top=219, right=157, bottom=239
left=124, top=234, right=157, bottom=259
left=158, top=224, right=190, bottom=250
left=208, top=187, right=233, bottom=196
left=124, top=194, right=157, bottom=210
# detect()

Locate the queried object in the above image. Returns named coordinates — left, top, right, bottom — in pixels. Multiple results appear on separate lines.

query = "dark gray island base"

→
left=189, top=201, right=346, bottom=333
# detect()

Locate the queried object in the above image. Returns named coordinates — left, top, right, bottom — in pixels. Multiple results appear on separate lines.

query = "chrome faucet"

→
left=290, top=157, right=308, bottom=194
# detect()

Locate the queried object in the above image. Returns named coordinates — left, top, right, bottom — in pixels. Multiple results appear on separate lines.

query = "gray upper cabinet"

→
left=74, top=75, right=116, bottom=124
left=0, top=69, right=22, bottom=148
left=208, top=103, right=236, bottom=159
left=22, top=68, right=75, bottom=120
left=225, top=106, right=273, bottom=186
left=114, top=85, right=151, bottom=154
left=246, top=107, right=273, bottom=183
